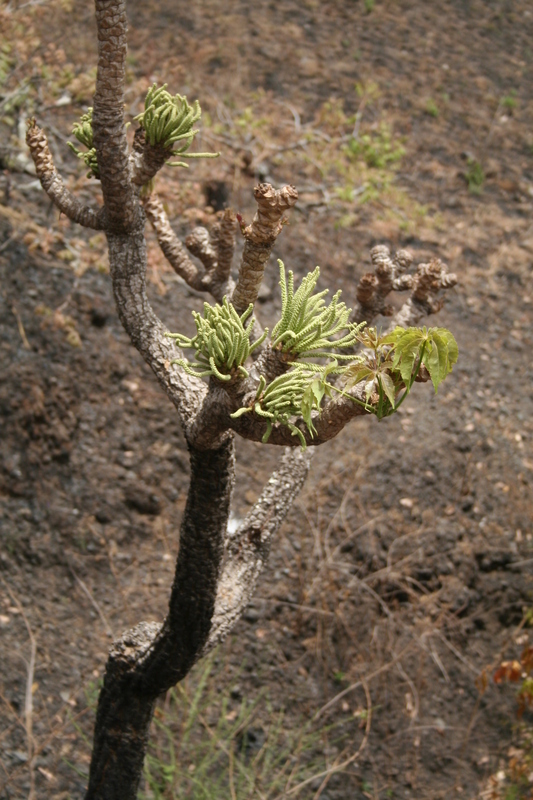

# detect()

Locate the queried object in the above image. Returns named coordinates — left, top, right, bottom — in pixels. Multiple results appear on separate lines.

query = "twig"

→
left=313, top=640, right=413, bottom=721
left=272, top=678, right=371, bottom=800
left=310, top=677, right=372, bottom=800
left=228, top=743, right=237, bottom=800
left=69, top=565, right=114, bottom=638
left=11, top=305, right=31, bottom=350
left=259, top=598, right=335, bottom=617
left=434, top=630, right=478, bottom=675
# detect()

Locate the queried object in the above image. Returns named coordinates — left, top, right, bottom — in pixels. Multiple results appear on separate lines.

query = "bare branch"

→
left=142, top=192, right=206, bottom=290
left=352, top=246, right=414, bottom=324
left=391, top=257, right=458, bottom=328
left=26, top=121, right=105, bottom=230
left=203, top=446, right=313, bottom=654
left=185, top=226, right=218, bottom=273
left=231, top=183, right=298, bottom=314
left=143, top=193, right=236, bottom=303
left=93, top=0, right=138, bottom=232
left=214, top=208, right=238, bottom=286
left=187, top=376, right=369, bottom=451
left=352, top=245, right=457, bottom=328
left=107, top=232, right=208, bottom=429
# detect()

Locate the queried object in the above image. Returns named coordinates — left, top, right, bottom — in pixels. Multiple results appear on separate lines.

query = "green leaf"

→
left=365, top=378, right=377, bottom=401
left=422, top=328, right=459, bottom=391
left=344, top=364, right=375, bottom=388
left=379, top=373, right=397, bottom=408
left=230, top=406, right=251, bottom=419
left=300, top=383, right=317, bottom=435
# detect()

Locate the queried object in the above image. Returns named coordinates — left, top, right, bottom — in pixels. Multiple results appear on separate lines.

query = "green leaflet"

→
left=67, top=107, right=100, bottom=179
left=231, top=362, right=340, bottom=448
left=383, top=326, right=458, bottom=391
left=344, top=324, right=458, bottom=419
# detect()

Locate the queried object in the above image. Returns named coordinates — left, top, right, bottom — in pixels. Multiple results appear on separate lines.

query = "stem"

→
left=327, top=382, right=375, bottom=416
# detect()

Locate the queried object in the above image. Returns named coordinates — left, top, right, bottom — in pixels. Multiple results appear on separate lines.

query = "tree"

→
left=25, top=1, right=457, bottom=797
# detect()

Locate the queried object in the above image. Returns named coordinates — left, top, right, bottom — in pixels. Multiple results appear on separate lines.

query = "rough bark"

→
left=93, top=0, right=138, bottom=233
left=142, top=192, right=207, bottom=290
left=352, top=246, right=457, bottom=327
left=26, top=122, right=105, bottom=230
left=214, top=208, right=237, bottom=287
left=131, top=128, right=172, bottom=187
left=107, top=231, right=208, bottom=430
left=204, top=446, right=313, bottom=653
left=142, top=193, right=236, bottom=302
left=231, top=183, right=298, bottom=314
left=85, top=440, right=234, bottom=800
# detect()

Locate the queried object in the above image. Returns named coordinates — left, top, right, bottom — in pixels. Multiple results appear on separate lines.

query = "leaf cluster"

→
left=67, top=107, right=99, bottom=179
left=271, top=260, right=363, bottom=359
left=167, top=298, right=267, bottom=382
left=345, top=325, right=458, bottom=419
left=134, top=84, right=219, bottom=168
left=168, top=267, right=457, bottom=445
left=231, top=363, right=341, bottom=447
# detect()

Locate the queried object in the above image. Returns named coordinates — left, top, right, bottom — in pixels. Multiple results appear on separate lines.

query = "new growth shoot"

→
left=271, top=261, right=362, bottom=359
left=134, top=84, right=218, bottom=167
left=67, top=107, right=99, bottom=179
left=167, top=298, right=267, bottom=381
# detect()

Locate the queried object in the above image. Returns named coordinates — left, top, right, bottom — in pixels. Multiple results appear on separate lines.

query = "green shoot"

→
left=67, top=107, right=99, bottom=179
left=134, top=84, right=219, bottom=167
left=271, top=260, right=363, bottom=359
left=167, top=298, right=267, bottom=382
left=344, top=325, right=458, bottom=419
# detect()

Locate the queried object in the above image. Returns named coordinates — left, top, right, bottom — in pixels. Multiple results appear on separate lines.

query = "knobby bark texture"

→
left=24, top=0, right=459, bottom=797
left=231, top=183, right=298, bottom=314
left=26, top=122, right=105, bottom=229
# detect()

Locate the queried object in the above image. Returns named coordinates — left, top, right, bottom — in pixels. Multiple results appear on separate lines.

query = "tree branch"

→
left=107, top=232, right=208, bottom=429
left=215, top=208, right=238, bottom=287
left=26, top=121, right=105, bottom=230
left=143, top=193, right=236, bottom=303
left=142, top=192, right=206, bottom=290
left=130, top=128, right=172, bottom=187
left=231, top=183, right=298, bottom=314
left=352, top=246, right=414, bottom=324
left=185, top=226, right=218, bottom=272
left=203, top=446, right=313, bottom=654
left=392, top=257, right=457, bottom=327
left=187, top=375, right=369, bottom=451
left=93, top=0, right=138, bottom=232
left=352, top=246, right=457, bottom=328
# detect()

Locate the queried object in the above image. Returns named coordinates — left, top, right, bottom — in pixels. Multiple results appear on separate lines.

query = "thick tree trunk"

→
left=85, top=440, right=235, bottom=800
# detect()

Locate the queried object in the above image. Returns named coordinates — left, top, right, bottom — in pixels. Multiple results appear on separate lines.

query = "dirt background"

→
left=1, top=0, right=533, bottom=798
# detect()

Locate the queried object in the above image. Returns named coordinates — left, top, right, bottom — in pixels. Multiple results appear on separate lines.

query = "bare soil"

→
left=1, top=1, right=533, bottom=798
